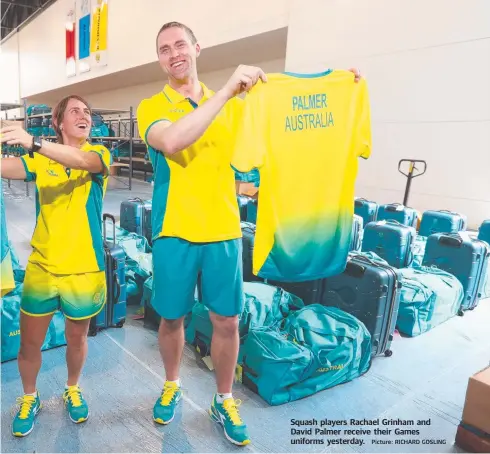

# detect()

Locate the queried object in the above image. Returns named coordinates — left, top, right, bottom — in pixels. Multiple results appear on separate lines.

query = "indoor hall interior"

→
left=1, top=0, right=489, bottom=453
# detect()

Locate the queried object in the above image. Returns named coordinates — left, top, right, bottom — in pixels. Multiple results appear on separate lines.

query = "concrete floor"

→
left=1, top=176, right=488, bottom=453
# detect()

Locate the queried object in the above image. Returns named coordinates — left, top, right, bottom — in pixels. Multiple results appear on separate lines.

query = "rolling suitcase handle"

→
left=385, top=203, right=404, bottom=212
left=354, top=198, right=369, bottom=206
left=438, top=233, right=463, bottom=247
left=344, top=254, right=380, bottom=277
left=438, top=210, right=463, bottom=216
left=383, top=219, right=417, bottom=235
left=128, top=197, right=144, bottom=204
left=102, top=213, right=123, bottom=306
left=350, top=253, right=386, bottom=266
left=103, top=213, right=117, bottom=246
left=383, top=219, right=404, bottom=226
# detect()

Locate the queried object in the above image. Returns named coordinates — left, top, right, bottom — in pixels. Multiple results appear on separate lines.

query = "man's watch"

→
left=29, top=136, right=42, bottom=158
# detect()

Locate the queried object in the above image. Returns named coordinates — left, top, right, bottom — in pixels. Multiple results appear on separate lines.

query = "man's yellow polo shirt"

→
left=20, top=142, right=111, bottom=275
left=137, top=83, right=243, bottom=243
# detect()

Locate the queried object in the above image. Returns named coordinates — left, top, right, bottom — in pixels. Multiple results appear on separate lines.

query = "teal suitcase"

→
left=377, top=203, right=418, bottom=228
left=419, top=210, right=467, bottom=236
left=422, top=233, right=490, bottom=313
left=361, top=220, right=416, bottom=268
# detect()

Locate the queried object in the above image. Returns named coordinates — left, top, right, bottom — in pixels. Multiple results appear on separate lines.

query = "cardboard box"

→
left=461, top=365, right=490, bottom=435
left=455, top=423, right=490, bottom=453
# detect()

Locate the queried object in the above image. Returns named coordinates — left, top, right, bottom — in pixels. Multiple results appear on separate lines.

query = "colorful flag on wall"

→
left=78, top=0, right=91, bottom=73
left=90, top=0, right=108, bottom=67
left=66, top=4, right=76, bottom=77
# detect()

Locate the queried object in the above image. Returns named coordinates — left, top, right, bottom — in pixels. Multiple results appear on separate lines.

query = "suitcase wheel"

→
left=457, top=309, right=464, bottom=317
left=384, top=349, right=393, bottom=357
left=88, top=328, right=97, bottom=337
left=116, top=320, right=125, bottom=328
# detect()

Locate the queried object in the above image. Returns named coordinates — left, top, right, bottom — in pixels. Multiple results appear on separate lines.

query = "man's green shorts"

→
left=151, top=236, right=244, bottom=320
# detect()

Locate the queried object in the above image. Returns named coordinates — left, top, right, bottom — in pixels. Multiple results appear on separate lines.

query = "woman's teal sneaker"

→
left=209, top=395, right=250, bottom=446
left=153, top=381, right=182, bottom=424
left=12, top=392, right=42, bottom=437
left=63, top=385, right=89, bottom=423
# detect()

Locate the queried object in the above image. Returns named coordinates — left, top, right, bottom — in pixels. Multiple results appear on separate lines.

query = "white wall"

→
left=16, top=0, right=290, bottom=98
left=286, top=0, right=490, bottom=227
left=0, top=33, right=23, bottom=120
left=83, top=58, right=286, bottom=110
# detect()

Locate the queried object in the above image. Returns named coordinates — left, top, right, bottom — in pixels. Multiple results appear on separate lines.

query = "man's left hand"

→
left=348, top=67, right=362, bottom=83
left=0, top=124, right=33, bottom=149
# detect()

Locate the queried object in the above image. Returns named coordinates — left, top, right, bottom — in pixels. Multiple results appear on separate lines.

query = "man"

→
left=137, top=21, right=361, bottom=446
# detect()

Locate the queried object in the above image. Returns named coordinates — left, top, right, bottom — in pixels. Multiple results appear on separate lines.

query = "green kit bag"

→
left=1, top=282, right=67, bottom=363
left=240, top=304, right=372, bottom=405
left=190, top=282, right=304, bottom=360
left=397, top=266, right=464, bottom=336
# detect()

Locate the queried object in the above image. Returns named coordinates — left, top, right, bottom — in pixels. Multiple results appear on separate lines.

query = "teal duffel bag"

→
left=410, top=235, right=427, bottom=268
left=1, top=282, right=67, bottom=363
left=1, top=281, right=24, bottom=362
left=125, top=257, right=151, bottom=305
left=44, top=312, right=67, bottom=351
left=191, top=282, right=304, bottom=359
left=396, top=266, right=464, bottom=337
left=240, top=304, right=372, bottom=406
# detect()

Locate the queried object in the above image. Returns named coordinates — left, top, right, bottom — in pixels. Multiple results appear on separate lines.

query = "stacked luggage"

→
left=323, top=252, right=401, bottom=357
left=351, top=199, right=488, bottom=336
left=120, top=198, right=153, bottom=245
left=90, top=113, right=114, bottom=138
left=186, top=281, right=372, bottom=406
left=422, top=232, right=489, bottom=315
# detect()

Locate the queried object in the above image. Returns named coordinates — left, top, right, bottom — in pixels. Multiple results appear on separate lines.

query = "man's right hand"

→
left=220, top=65, right=267, bottom=100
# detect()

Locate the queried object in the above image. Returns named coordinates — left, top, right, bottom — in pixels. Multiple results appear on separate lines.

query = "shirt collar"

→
left=162, top=82, right=213, bottom=104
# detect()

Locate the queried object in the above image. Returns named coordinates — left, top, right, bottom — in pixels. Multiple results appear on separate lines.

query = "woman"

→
left=0, top=95, right=111, bottom=437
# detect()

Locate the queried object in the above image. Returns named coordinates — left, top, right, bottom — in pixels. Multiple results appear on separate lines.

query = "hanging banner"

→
left=65, top=5, right=76, bottom=77
left=78, top=0, right=91, bottom=73
left=90, top=0, right=108, bottom=67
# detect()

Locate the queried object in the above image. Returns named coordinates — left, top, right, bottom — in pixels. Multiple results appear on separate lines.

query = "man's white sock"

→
left=166, top=379, right=181, bottom=388
left=216, top=392, right=233, bottom=404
